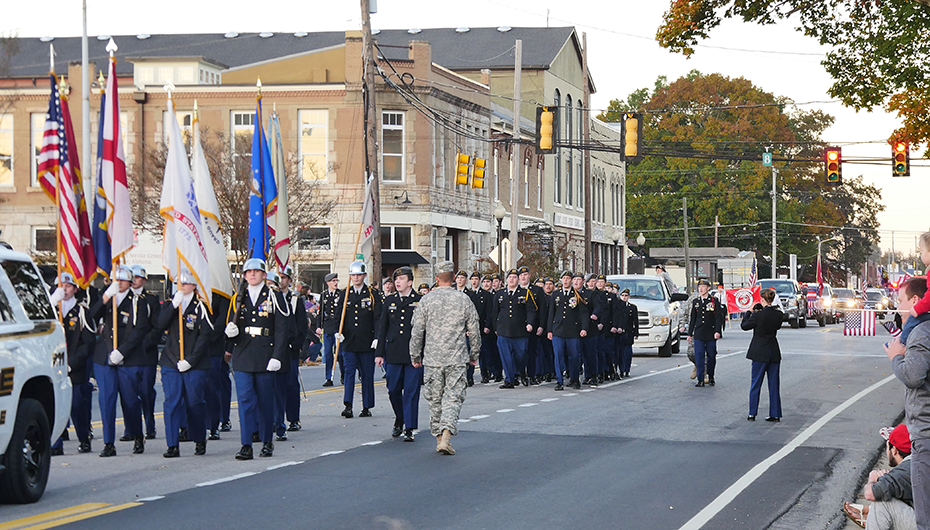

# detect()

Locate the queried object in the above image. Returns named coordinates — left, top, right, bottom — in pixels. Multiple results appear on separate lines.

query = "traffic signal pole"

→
left=771, top=166, right=778, bottom=279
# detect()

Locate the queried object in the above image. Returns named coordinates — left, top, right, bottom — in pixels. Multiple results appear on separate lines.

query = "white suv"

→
left=0, top=249, right=70, bottom=503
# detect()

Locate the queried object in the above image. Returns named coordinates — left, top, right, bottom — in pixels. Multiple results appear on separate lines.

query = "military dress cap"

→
left=697, top=278, right=711, bottom=287
left=483, top=274, right=493, bottom=281
left=470, top=272, right=481, bottom=280
left=130, top=264, right=147, bottom=279
left=517, top=265, right=530, bottom=275
left=572, top=271, right=584, bottom=279
left=597, top=274, right=606, bottom=281
left=560, top=270, right=573, bottom=278
left=506, top=268, right=519, bottom=278
left=324, top=272, right=338, bottom=282
left=281, top=265, right=294, bottom=278
left=382, top=276, right=394, bottom=285
left=491, top=273, right=502, bottom=281
left=392, top=266, right=414, bottom=281
left=266, top=270, right=280, bottom=285
left=544, top=277, right=554, bottom=284
left=348, top=260, right=367, bottom=275
left=620, top=288, right=630, bottom=295
left=59, top=271, right=77, bottom=287
left=456, top=270, right=468, bottom=278
left=585, top=273, right=596, bottom=282
left=243, top=258, right=267, bottom=273
left=113, top=265, right=134, bottom=282
left=435, top=261, right=455, bottom=274
left=418, top=283, right=430, bottom=291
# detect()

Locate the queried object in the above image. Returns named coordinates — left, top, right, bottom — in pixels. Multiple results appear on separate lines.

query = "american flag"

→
left=844, top=309, right=876, bottom=336
left=748, top=257, right=757, bottom=287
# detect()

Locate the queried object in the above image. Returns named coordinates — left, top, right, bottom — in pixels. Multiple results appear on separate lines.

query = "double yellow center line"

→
left=0, top=502, right=140, bottom=530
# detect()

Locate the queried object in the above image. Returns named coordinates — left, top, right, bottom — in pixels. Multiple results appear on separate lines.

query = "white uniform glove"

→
left=335, top=333, right=345, bottom=343
left=104, top=282, right=120, bottom=299
left=266, top=358, right=282, bottom=372
left=109, top=349, right=124, bottom=365
left=177, top=359, right=192, bottom=372
left=370, top=339, right=378, bottom=350
left=225, top=322, right=239, bottom=338
left=172, top=290, right=185, bottom=308
left=49, top=288, right=65, bottom=305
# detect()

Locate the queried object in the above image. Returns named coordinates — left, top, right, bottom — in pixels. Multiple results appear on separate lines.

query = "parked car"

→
left=755, top=279, right=807, bottom=328
left=607, top=274, right=688, bottom=357
left=804, top=285, right=827, bottom=327
left=832, top=288, right=860, bottom=320
left=818, top=283, right=839, bottom=324
left=0, top=249, right=70, bottom=503
left=863, top=288, right=888, bottom=319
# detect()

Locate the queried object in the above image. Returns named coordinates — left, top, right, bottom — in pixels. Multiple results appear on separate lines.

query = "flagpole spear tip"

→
left=256, top=77, right=262, bottom=97
left=49, top=43, right=55, bottom=74
left=106, top=38, right=118, bottom=55
left=163, top=80, right=175, bottom=100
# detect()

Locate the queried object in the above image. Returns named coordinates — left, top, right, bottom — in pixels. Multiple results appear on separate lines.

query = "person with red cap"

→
left=844, top=423, right=915, bottom=529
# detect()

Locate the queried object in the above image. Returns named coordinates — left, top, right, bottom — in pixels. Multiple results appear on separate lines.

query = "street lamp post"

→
left=611, top=228, right=623, bottom=275
left=494, top=202, right=506, bottom=275
left=817, top=235, right=840, bottom=279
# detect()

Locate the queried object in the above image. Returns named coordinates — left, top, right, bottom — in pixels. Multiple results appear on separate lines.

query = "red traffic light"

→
left=892, top=142, right=910, bottom=177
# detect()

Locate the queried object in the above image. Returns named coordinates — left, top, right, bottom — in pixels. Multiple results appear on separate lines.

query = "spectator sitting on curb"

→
left=844, top=424, right=915, bottom=530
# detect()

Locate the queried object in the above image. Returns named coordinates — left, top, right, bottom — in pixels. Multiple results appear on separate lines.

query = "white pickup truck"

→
left=0, top=249, right=70, bottom=503
left=607, top=274, right=689, bottom=357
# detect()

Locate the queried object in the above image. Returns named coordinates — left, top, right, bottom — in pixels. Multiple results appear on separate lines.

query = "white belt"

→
left=245, top=326, right=269, bottom=337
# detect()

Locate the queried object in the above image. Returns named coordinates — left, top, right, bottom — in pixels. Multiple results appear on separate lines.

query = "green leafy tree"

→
left=655, top=0, right=930, bottom=151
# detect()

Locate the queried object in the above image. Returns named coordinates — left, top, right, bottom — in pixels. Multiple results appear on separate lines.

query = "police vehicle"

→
left=607, top=275, right=688, bottom=357
left=0, top=249, right=70, bottom=503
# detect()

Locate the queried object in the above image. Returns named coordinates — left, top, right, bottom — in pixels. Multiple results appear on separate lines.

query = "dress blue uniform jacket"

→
left=225, top=285, right=288, bottom=373
left=741, top=305, right=782, bottom=363
left=522, top=284, right=545, bottom=330
left=63, top=302, right=96, bottom=382
left=580, top=288, right=606, bottom=334
left=157, top=298, right=214, bottom=371
left=137, top=289, right=162, bottom=367
left=317, top=289, right=342, bottom=334
left=689, top=295, right=723, bottom=341
left=612, top=299, right=639, bottom=346
left=470, top=288, right=493, bottom=331
left=284, top=290, right=308, bottom=362
left=375, top=291, right=421, bottom=364
left=338, top=285, right=382, bottom=352
left=89, top=291, right=152, bottom=366
left=207, top=296, right=231, bottom=357
left=601, top=289, right=615, bottom=330
left=492, top=286, right=537, bottom=338
left=548, top=288, right=590, bottom=337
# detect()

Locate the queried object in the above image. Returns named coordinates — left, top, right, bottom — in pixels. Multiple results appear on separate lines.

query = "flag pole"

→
left=178, top=255, right=184, bottom=362
left=334, top=193, right=368, bottom=363
left=51, top=51, right=64, bottom=323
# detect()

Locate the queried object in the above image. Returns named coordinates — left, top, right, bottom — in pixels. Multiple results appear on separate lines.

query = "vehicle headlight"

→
left=846, top=300, right=856, bottom=308
left=883, top=298, right=889, bottom=305
left=653, top=315, right=669, bottom=326
left=876, top=303, right=883, bottom=310
left=822, top=296, right=832, bottom=306
left=787, top=298, right=798, bottom=307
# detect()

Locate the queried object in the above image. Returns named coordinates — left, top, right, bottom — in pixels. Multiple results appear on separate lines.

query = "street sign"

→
left=489, top=238, right=522, bottom=267
left=762, top=152, right=773, bottom=167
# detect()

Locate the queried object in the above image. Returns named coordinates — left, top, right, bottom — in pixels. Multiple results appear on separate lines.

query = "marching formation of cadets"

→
left=51, top=258, right=640, bottom=459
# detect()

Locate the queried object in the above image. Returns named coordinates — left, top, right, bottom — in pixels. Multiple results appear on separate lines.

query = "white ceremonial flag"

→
left=191, top=112, right=233, bottom=299
left=358, top=177, right=376, bottom=259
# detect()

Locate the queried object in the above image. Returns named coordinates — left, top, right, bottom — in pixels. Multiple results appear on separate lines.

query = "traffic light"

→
left=893, top=142, right=910, bottom=177
left=471, top=157, right=486, bottom=189
left=535, top=106, right=558, bottom=154
left=824, top=146, right=842, bottom=186
left=621, top=113, right=643, bottom=163
left=455, top=153, right=470, bottom=186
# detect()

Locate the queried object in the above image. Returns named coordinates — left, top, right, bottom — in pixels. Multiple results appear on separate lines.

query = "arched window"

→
left=553, top=89, right=561, bottom=205
left=565, top=94, right=573, bottom=207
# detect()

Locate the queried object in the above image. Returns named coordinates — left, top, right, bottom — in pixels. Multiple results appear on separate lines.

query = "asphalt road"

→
left=1, top=318, right=905, bottom=530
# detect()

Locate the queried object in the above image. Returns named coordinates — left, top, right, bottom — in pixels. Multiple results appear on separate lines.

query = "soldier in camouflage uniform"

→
left=409, top=261, right=481, bottom=456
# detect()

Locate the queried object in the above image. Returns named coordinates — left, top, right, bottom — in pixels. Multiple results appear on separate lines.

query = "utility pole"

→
left=683, top=197, right=691, bottom=294
left=509, top=39, right=522, bottom=270
left=582, top=32, right=592, bottom=271
left=771, top=165, right=778, bottom=279
left=620, top=160, right=627, bottom=274
left=361, top=0, right=381, bottom=282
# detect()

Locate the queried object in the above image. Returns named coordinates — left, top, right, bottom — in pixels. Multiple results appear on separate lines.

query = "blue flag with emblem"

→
left=91, top=90, right=111, bottom=277
left=247, top=92, right=277, bottom=260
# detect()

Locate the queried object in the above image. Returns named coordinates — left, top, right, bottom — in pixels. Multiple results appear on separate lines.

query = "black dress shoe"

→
left=259, top=442, right=274, bottom=457
left=275, top=433, right=287, bottom=442
left=322, top=380, right=334, bottom=387
left=765, top=417, right=780, bottom=422
left=403, top=429, right=414, bottom=442
left=51, top=446, right=64, bottom=456
left=235, top=445, right=253, bottom=460
left=287, top=421, right=301, bottom=431
left=119, top=434, right=133, bottom=442
left=392, top=424, right=404, bottom=438
left=494, top=376, right=503, bottom=383
left=747, top=415, right=756, bottom=421
left=133, top=436, right=145, bottom=454
left=572, top=381, right=582, bottom=390
left=220, top=422, right=232, bottom=432
left=208, top=430, right=220, bottom=441
left=360, top=408, right=372, bottom=417
left=163, top=446, right=180, bottom=458
left=145, top=432, right=156, bottom=440
left=252, top=432, right=261, bottom=443
left=582, top=378, right=591, bottom=385
left=61, top=430, right=70, bottom=441
left=499, top=382, right=514, bottom=389
left=708, top=379, right=716, bottom=386
left=341, top=404, right=354, bottom=418
left=467, top=380, right=475, bottom=387
left=480, top=377, right=490, bottom=384
left=521, top=376, right=529, bottom=387
left=99, top=443, right=116, bottom=457
left=554, top=383, right=564, bottom=391
left=178, top=428, right=189, bottom=442
left=530, top=377, right=540, bottom=386
left=78, top=441, right=92, bottom=453
left=695, top=381, right=705, bottom=388
left=194, top=441, right=206, bottom=456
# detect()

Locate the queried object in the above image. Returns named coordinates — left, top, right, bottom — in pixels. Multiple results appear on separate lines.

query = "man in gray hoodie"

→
left=886, top=276, right=930, bottom=530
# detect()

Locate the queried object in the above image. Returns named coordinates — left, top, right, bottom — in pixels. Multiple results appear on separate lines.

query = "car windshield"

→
left=614, top=279, right=665, bottom=301
left=834, top=289, right=854, bottom=299
left=757, top=281, right=796, bottom=294
left=865, top=291, right=883, bottom=301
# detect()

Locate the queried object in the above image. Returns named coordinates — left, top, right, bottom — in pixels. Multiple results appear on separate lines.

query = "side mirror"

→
left=670, top=293, right=689, bottom=302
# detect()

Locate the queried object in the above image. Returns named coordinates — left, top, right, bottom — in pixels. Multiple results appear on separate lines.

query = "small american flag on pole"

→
left=748, top=257, right=757, bottom=287
left=844, top=309, right=876, bottom=336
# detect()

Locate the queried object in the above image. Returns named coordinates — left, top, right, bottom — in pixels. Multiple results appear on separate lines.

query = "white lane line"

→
left=677, top=374, right=897, bottom=530
left=360, top=441, right=383, bottom=446
left=196, top=472, right=258, bottom=487
left=320, top=450, right=345, bottom=456
left=580, top=389, right=596, bottom=393
left=539, top=398, right=559, bottom=402
left=266, top=461, right=301, bottom=470
left=598, top=351, right=746, bottom=389
left=563, top=393, right=577, bottom=396
left=496, top=409, right=515, bottom=413
left=469, top=414, right=491, bottom=420
left=518, top=403, right=538, bottom=408
left=137, top=496, right=165, bottom=502
left=458, top=419, right=471, bottom=423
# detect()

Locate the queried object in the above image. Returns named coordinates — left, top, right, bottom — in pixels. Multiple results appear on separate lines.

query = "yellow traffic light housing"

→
left=472, top=157, right=486, bottom=189
left=893, top=142, right=910, bottom=177
left=621, top=113, right=644, bottom=163
left=456, top=153, right=470, bottom=186
left=825, top=146, right=842, bottom=186
left=535, top=106, right=558, bottom=154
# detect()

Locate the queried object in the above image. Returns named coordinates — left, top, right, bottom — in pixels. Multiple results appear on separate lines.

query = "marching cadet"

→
left=316, top=272, right=343, bottom=387
left=279, top=266, right=307, bottom=432
left=491, top=268, right=537, bottom=389
left=518, top=266, right=544, bottom=385
left=50, top=273, right=96, bottom=455
left=612, top=288, right=639, bottom=378
left=484, top=273, right=503, bottom=383
left=596, top=275, right=617, bottom=380
left=468, top=273, right=494, bottom=384
left=157, top=272, right=213, bottom=458
left=336, top=261, right=383, bottom=418
left=579, top=274, right=606, bottom=385
left=547, top=271, right=589, bottom=390
left=375, top=267, right=422, bottom=442
left=540, top=277, right=557, bottom=382
left=90, top=265, right=153, bottom=457
left=491, top=273, right=503, bottom=292
left=224, top=258, right=288, bottom=460
left=129, top=265, right=160, bottom=441
left=264, top=270, right=293, bottom=442
left=689, top=279, right=723, bottom=387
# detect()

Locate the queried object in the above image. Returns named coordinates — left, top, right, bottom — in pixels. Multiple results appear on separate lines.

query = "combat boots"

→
left=437, top=429, right=455, bottom=455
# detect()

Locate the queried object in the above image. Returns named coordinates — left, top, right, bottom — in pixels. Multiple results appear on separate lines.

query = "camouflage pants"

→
left=423, top=364, right=467, bottom=437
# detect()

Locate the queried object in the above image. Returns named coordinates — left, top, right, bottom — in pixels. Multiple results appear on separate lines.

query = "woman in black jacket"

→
left=741, top=288, right=783, bottom=422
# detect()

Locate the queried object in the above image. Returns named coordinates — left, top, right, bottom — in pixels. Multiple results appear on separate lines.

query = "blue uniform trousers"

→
left=465, top=336, right=475, bottom=384
left=478, top=332, right=499, bottom=380
left=619, top=341, right=634, bottom=373
left=582, top=335, right=599, bottom=379
left=285, top=359, right=301, bottom=423
left=205, top=356, right=228, bottom=431
left=116, top=366, right=144, bottom=438
left=162, top=366, right=207, bottom=446
left=343, top=351, right=375, bottom=408
left=497, top=336, right=527, bottom=384
left=523, top=334, right=537, bottom=378
left=595, top=334, right=607, bottom=374
left=94, top=363, right=120, bottom=444
left=273, top=370, right=288, bottom=437
left=604, top=335, right=616, bottom=373
left=694, top=339, right=718, bottom=382
left=84, top=357, right=95, bottom=429
left=748, top=361, right=782, bottom=418
left=541, top=337, right=554, bottom=377
left=384, top=363, right=423, bottom=429
left=234, top=371, right=275, bottom=445
left=52, top=382, right=91, bottom=450
left=552, top=336, right=582, bottom=385
left=323, top=333, right=344, bottom=382
left=140, top=365, right=157, bottom=437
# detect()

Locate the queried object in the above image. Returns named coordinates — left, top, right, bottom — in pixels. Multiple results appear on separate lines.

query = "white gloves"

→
left=109, top=349, right=124, bottom=365
left=370, top=339, right=379, bottom=350
left=266, top=358, right=282, bottom=371
left=104, top=282, right=120, bottom=299
left=335, top=333, right=345, bottom=343
left=225, top=322, right=239, bottom=338
left=172, top=291, right=185, bottom=308
left=177, top=359, right=192, bottom=372
left=49, top=289, right=65, bottom=305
